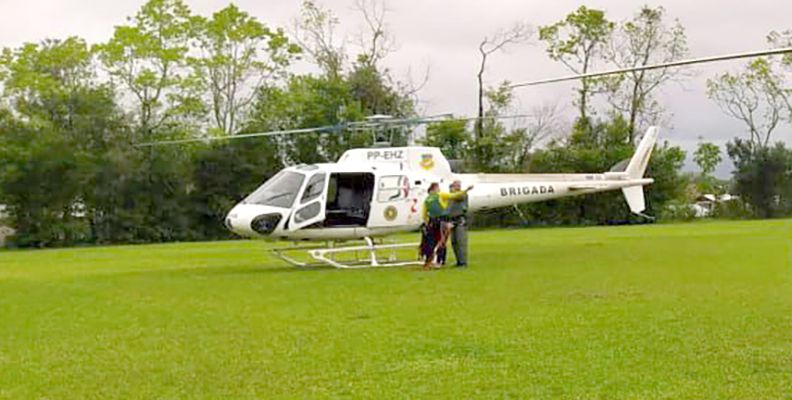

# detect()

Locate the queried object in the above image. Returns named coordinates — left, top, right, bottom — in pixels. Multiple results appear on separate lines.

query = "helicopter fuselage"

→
left=225, top=130, right=657, bottom=242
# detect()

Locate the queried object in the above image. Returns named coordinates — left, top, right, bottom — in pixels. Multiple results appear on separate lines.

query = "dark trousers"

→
left=421, top=218, right=450, bottom=263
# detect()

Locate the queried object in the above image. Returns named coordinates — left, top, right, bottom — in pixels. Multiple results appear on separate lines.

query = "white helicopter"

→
left=143, top=47, right=792, bottom=268
left=221, top=125, right=656, bottom=268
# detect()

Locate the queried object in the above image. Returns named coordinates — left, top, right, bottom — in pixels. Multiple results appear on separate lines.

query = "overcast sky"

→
left=1, top=0, right=791, bottom=176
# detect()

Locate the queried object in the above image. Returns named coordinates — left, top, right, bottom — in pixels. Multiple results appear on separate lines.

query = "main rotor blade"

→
left=348, top=113, right=455, bottom=128
left=135, top=114, right=458, bottom=146
left=509, top=47, right=792, bottom=89
left=135, top=125, right=340, bottom=147
left=135, top=114, right=537, bottom=146
left=443, top=114, right=532, bottom=123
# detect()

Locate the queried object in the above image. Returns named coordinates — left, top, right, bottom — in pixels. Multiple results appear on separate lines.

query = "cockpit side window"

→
left=300, top=173, right=326, bottom=204
left=243, top=171, right=305, bottom=208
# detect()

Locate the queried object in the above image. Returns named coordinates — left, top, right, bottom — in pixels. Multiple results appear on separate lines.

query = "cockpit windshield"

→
left=243, top=170, right=305, bottom=208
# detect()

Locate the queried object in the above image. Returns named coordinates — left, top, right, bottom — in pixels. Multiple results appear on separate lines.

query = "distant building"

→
left=693, top=194, right=739, bottom=217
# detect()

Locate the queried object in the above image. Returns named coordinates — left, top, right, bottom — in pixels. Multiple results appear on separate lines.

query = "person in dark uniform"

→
left=448, top=180, right=469, bottom=267
left=420, top=182, right=472, bottom=270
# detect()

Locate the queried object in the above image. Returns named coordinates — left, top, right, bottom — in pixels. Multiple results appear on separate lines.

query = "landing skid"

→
left=270, top=237, right=421, bottom=269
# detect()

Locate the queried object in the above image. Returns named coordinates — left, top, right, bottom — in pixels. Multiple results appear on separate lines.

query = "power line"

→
left=509, top=47, right=792, bottom=89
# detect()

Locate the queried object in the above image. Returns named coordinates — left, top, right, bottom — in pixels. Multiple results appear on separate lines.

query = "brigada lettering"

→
left=500, top=185, right=555, bottom=196
left=367, top=150, right=405, bottom=161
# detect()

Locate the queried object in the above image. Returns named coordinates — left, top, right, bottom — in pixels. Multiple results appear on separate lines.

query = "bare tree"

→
left=707, top=58, right=787, bottom=148
left=193, top=5, right=299, bottom=135
left=767, top=30, right=792, bottom=119
left=508, top=102, right=565, bottom=171
left=97, top=0, right=198, bottom=134
left=476, top=22, right=533, bottom=139
left=293, top=0, right=346, bottom=77
left=527, top=102, right=566, bottom=145
left=353, top=0, right=396, bottom=69
left=400, top=63, right=431, bottom=113
left=605, top=6, right=689, bottom=143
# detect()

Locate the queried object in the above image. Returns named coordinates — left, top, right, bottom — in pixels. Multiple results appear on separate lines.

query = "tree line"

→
left=0, top=1, right=790, bottom=248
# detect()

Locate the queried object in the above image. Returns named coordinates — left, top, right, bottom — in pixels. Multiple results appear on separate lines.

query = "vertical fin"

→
left=622, top=126, right=659, bottom=216
left=625, top=127, right=659, bottom=179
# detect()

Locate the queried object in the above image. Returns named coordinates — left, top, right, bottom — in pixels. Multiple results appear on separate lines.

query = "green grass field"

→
left=1, top=220, right=791, bottom=398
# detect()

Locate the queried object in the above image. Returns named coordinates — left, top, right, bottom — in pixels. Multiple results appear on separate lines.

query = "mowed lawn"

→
left=1, top=220, right=791, bottom=399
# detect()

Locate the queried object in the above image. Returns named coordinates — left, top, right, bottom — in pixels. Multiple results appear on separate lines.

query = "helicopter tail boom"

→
left=462, top=127, right=659, bottom=215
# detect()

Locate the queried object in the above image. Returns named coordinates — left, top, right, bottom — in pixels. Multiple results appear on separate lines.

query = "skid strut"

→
left=270, top=238, right=421, bottom=269
left=270, top=243, right=333, bottom=268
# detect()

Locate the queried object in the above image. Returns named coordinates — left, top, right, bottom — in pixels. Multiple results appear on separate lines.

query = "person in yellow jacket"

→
left=420, top=182, right=473, bottom=270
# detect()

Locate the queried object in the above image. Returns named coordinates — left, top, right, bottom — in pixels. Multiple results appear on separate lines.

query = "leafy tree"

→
left=767, top=30, right=792, bottom=119
left=468, top=82, right=518, bottom=172
left=540, top=6, right=614, bottom=124
left=191, top=4, right=300, bottom=135
left=0, top=38, right=127, bottom=246
left=707, top=36, right=792, bottom=218
left=509, top=116, right=633, bottom=226
left=190, top=139, right=283, bottom=239
left=295, top=0, right=415, bottom=143
left=347, top=61, right=413, bottom=119
left=246, top=74, right=366, bottom=164
left=0, top=0, right=698, bottom=247
left=727, top=139, right=792, bottom=218
left=693, top=142, right=722, bottom=177
left=645, top=142, right=688, bottom=213
left=421, top=119, right=469, bottom=160
left=1, top=37, right=94, bottom=123
left=604, top=6, right=688, bottom=142
left=0, top=123, right=88, bottom=246
left=692, top=141, right=723, bottom=194
left=465, top=85, right=563, bottom=174
left=96, top=0, right=201, bottom=135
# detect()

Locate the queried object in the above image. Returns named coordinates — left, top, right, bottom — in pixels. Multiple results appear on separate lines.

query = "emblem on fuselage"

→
left=419, top=154, right=434, bottom=170
left=384, top=205, right=398, bottom=221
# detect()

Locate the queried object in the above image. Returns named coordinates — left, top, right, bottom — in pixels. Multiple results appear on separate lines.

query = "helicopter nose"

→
left=225, top=205, right=285, bottom=237
left=224, top=212, right=242, bottom=234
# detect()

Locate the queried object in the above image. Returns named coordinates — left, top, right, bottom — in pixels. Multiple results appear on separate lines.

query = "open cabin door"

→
left=368, top=175, right=421, bottom=227
left=288, top=172, right=328, bottom=231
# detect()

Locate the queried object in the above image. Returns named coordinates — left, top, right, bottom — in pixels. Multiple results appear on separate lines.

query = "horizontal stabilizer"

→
left=569, top=184, right=609, bottom=191
left=622, top=186, right=646, bottom=213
